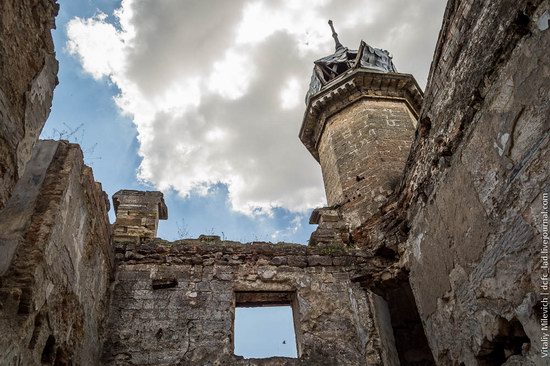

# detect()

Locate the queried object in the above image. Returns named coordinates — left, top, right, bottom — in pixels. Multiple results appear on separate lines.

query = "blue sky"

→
left=43, top=0, right=324, bottom=244
left=235, top=306, right=298, bottom=358
left=43, top=0, right=444, bottom=245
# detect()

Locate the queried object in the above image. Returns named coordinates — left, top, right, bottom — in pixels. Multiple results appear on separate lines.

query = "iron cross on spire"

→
left=328, top=20, right=344, bottom=51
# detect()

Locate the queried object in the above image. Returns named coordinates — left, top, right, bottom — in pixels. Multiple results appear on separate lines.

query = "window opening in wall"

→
left=233, top=291, right=298, bottom=359
left=41, top=335, right=56, bottom=364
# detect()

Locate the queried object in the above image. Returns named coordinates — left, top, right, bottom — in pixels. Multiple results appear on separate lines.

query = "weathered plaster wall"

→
left=101, top=239, right=384, bottom=366
left=319, top=99, right=416, bottom=227
left=0, top=141, right=114, bottom=365
left=397, top=0, right=549, bottom=364
left=0, top=0, right=59, bottom=209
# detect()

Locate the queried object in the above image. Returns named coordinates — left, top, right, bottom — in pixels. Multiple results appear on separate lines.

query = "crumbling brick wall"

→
left=101, top=239, right=385, bottom=365
left=0, top=0, right=59, bottom=208
left=0, top=141, right=114, bottom=365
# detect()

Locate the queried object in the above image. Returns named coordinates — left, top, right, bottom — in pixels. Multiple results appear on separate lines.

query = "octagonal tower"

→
left=300, top=21, right=423, bottom=229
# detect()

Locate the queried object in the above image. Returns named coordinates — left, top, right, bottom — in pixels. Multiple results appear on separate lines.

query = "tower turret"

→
left=300, top=21, right=423, bottom=229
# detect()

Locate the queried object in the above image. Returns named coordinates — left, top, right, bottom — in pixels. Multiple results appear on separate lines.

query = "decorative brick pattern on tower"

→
left=112, top=190, right=168, bottom=243
left=301, top=69, right=423, bottom=229
left=319, top=98, right=418, bottom=226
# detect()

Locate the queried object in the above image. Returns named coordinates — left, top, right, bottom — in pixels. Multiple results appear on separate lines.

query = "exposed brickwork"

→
left=0, top=0, right=59, bottom=209
left=318, top=99, right=417, bottom=227
left=308, top=207, right=350, bottom=247
left=101, top=239, right=380, bottom=365
left=300, top=70, right=423, bottom=163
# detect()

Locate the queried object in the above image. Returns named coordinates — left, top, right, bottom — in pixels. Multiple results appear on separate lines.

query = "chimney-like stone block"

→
left=308, top=207, right=350, bottom=247
left=112, top=190, right=168, bottom=243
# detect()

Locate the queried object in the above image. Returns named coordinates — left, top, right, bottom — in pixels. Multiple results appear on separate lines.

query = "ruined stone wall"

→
left=0, top=141, right=114, bottom=365
left=0, top=0, right=59, bottom=209
left=1, top=0, right=547, bottom=365
left=319, top=99, right=417, bottom=228
left=101, top=239, right=387, bottom=365
left=396, top=0, right=549, bottom=364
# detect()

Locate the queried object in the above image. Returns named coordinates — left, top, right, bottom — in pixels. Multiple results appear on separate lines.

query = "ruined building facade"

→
left=0, top=0, right=548, bottom=365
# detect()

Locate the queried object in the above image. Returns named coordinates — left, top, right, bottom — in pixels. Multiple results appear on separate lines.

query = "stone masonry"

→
left=398, top=1, right=550, bottom=364
left=0, top=141, right=113, bottom=365
left=299, top=21, right=435, bottom=366
left=101, top=238, right=379, bottom=365
left=0, top=0, right=548, bottom=365
left=300, top=71, right=423, bottom=229
left=349, top=0, right=549, bottom=365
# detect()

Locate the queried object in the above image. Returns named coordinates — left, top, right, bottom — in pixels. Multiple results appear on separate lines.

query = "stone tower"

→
left=300, top=21, right=423, bottom=229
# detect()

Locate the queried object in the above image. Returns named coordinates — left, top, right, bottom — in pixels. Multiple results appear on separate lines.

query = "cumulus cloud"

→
left=66, top=0, right=445, bottom=215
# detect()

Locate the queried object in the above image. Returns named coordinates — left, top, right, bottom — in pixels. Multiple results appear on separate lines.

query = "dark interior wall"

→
left=385, top=281, right=435, bottom=365
left=0, top=2, right=115, bottom=364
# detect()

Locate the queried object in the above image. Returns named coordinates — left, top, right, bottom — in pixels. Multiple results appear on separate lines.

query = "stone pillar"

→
left=300, top=70, right=423, bottom=228
left=112, top=190, right=168, bottom=243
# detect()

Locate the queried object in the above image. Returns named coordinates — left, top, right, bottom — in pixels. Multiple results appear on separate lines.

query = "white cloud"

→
left=66, top=12, right=125, bottom=79
left=280, top=78, right=301, bottom=110
left=208, top=49, right=255, bottom=100
left=66, top=0, right=445, bottom=215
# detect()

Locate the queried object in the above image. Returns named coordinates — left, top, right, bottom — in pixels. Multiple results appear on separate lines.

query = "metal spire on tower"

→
left=328, top=20, right=344, bottom=51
